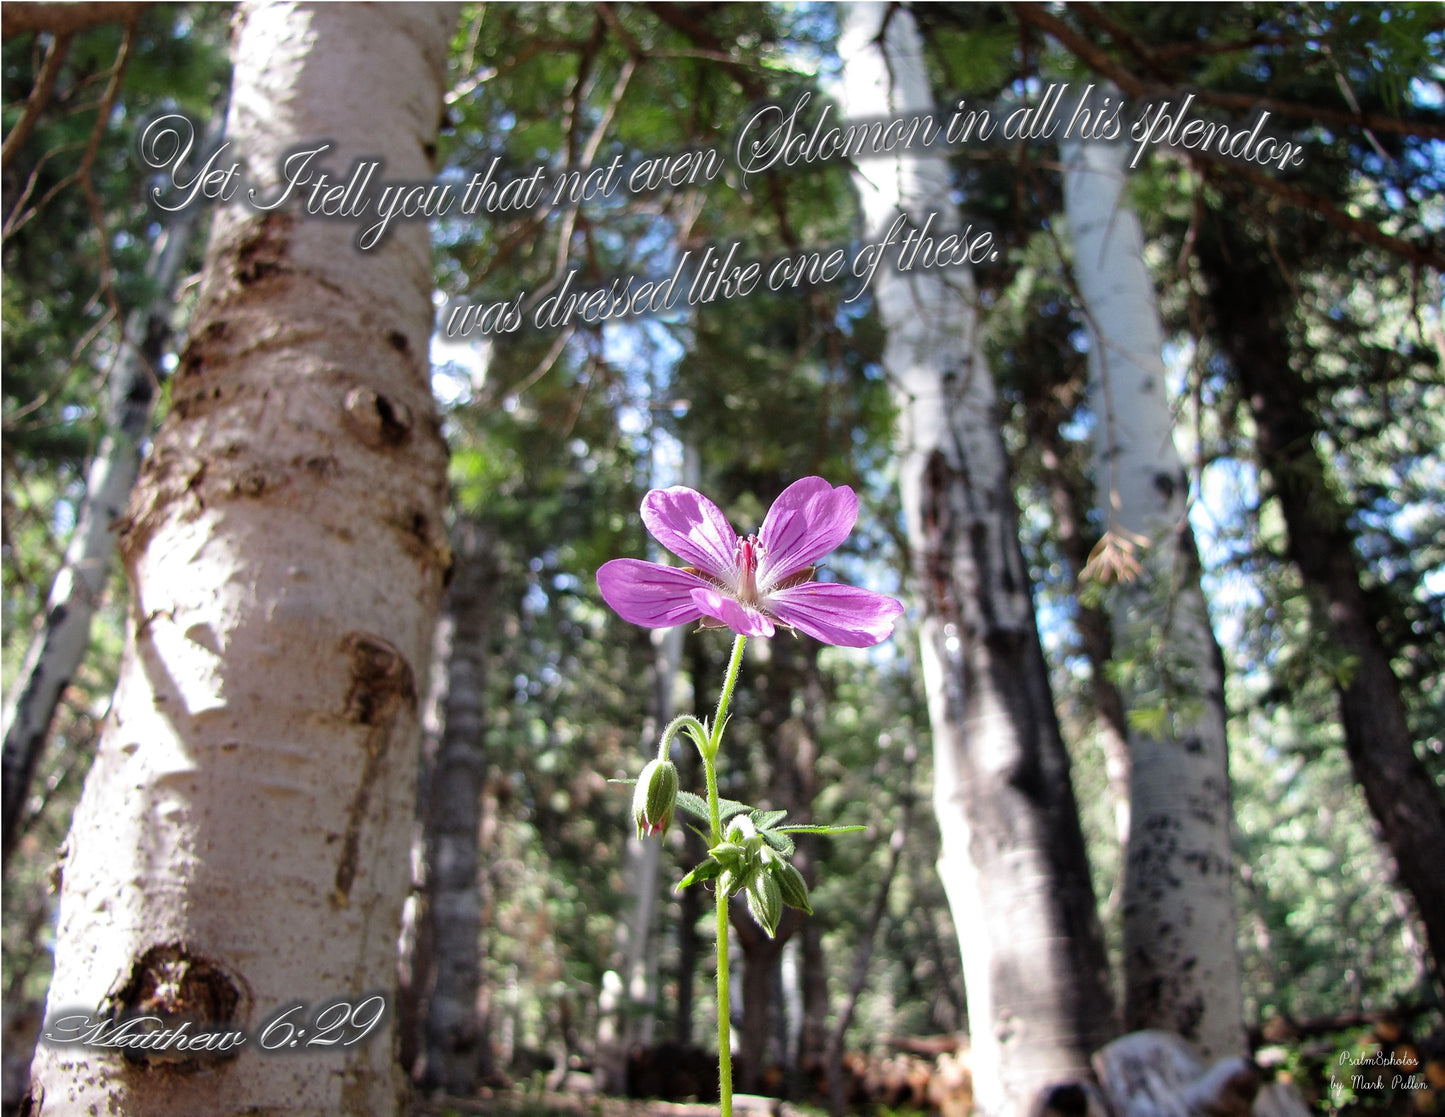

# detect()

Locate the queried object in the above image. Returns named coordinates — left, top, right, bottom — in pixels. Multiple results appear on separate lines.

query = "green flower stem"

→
left=703, top=634, right=745, bottom=1117
left=711, top=634, right=748, bottom=757
left=657, top=714, right=709, bottom=763
left=715, top=877, right=734, bottom=1117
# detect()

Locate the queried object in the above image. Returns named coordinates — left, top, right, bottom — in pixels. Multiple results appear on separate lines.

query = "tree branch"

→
left=1, top=29, right=72, bottom=171
left=2, top=1, right=149, bottom=40
left=1204, top=161, right=1445, bottom=273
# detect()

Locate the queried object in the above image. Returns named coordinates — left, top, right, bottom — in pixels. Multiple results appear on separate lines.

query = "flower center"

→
left=736, top=535, right=761, bottom=604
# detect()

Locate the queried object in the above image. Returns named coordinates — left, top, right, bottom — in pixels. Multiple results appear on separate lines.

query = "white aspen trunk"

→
left=1062, top=129, right=1247, bottom=1059
left=837, top=7, right=1115, bottom=1115
left=2, top=169, right=209, bottom=865
left=29, top=5, right=456, bottom=1115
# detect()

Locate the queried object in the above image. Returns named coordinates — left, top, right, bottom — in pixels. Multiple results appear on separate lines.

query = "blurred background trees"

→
left=4, top=2, right=1441, bottom=1114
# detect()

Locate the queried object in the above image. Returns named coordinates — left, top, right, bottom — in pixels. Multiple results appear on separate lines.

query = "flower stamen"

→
left=736, top=535, right=762, bottom=605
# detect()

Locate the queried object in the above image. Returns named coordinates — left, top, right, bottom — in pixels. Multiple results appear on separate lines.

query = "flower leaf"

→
left=749, top=809, right=789, bottom=831
left=674, top=790, right=755, bottom=827
left=774, top=824, right=866, bottom=836
left=760, top=830, right=796, bottom=857
left=675, top=790, right=712, bottom=822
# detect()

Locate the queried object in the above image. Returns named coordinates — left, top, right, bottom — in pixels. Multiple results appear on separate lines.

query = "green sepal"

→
left=677, top=857, right=723, bottom=890
left=710, top=841, right=749, bottom=864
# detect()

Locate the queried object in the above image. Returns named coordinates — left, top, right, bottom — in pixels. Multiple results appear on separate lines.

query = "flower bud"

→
left=725, top=816, right=757, bottom=845
left=773, top=860, right=812, bottom=915
left=746, top=870, right=783, bottom=938
left=632, top=758, right=679, bottom=840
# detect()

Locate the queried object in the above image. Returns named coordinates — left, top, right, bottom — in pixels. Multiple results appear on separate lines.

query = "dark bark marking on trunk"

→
left=391, top=507, right=451, bottom=576
left=99, top=942, right=249, bottom=1069
left=177, top=320, right=230, bottom=380
left=342, top=385, right=414, bottom=449
left=341, top=632, right=416, bottom=726
left=230, top=464, right=279, bottom=498
left=234, top=211, right=294, bottom=286
left=332, top=633, right=415, bottom=908
left=331, top=722, right=389, bottom=910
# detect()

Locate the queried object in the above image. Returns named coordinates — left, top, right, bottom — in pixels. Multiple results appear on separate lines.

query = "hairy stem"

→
left=716, top=881, right=734, bottom=1117
left=704, top=633, right=746, bottom=1117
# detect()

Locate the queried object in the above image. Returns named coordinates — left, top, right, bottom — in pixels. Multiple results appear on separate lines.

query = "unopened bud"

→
left=746, top=870, right=783, bottom=938
left=774, top=860, right=812, bottom=915
left=725, top=816, right=758, bottom=845
left=632, top=759, right=679, bottom=840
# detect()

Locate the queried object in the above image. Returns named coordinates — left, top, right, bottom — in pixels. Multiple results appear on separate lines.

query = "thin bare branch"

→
left=1, top=30, right=72, bottom=171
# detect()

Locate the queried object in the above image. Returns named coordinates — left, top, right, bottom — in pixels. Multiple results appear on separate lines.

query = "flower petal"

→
left=689, top=587, right=776, bottom=639
left=597, top=559, right=710, bottom=628
left=767, top=582, right=904, bottom=647
left=641, top=486, right=740, bottom=581
left=757, top=477, right=859, bottom=586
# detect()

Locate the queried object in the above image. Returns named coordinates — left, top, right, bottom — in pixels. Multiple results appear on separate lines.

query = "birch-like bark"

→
left=30, top=5, right=456, bottom=1115
left=2, top=164, right=210, bottom=866
left=1062, top=132, right=1247, bottom=1058
left=838, top=7, right=1115, bottom=1114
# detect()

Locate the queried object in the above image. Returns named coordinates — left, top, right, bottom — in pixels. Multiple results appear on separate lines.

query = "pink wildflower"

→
left=597, top=477, right=903, bottom=648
